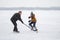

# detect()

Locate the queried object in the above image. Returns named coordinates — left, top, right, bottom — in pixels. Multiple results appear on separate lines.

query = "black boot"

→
left=33, top=29, right=38, bottom=31
left=13, top=30, right=19, bottom=33
left=13, top=27, right=19, bottom=33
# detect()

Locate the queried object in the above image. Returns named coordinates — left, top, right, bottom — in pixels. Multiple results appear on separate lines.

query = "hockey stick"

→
left=23, top=23, right=31, bottom=29
left=23, top=24, right=38, bottom=33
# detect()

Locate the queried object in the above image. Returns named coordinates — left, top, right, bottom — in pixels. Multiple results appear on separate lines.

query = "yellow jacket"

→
left=29, top=14, right=36, bottom=22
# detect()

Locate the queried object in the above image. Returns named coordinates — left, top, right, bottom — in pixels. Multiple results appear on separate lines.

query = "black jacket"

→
left=11, top=13, right=23, bottom=23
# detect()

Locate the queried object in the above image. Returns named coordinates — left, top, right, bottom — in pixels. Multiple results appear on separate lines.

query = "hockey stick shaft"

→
left=23, top=24, right=31, bottom=29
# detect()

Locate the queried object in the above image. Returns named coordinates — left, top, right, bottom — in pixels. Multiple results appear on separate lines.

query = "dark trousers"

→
left=29, top=22, right=37, bottom=30
left=11, top=19, right=18, bottom=31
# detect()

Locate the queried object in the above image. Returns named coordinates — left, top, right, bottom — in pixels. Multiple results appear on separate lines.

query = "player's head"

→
left=18, top=11, right=22, bottom=14
left=31, top=12, right=34, bottom=15
left=19, top=11, right=22, bottom=13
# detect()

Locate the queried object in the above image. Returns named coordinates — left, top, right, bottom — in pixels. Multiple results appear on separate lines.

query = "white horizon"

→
left=0, top=0, right=60, bottom=7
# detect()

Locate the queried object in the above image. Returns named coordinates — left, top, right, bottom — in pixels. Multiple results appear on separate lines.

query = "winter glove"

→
left=22, top=22, right=24, bottom=24
left=28, top=17, right=30, bottom=19
left=28, top=20, right=31, bottom=22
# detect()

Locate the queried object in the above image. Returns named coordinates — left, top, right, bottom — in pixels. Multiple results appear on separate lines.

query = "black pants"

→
left=29, top=22, right=37, bottom=30
left=11, top=19, right=18, bottom=31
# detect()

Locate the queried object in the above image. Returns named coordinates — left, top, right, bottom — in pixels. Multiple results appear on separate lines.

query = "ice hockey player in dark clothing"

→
left=10, top=11, right=24, bottom=33
left=28, top=12, right=38, bottom=31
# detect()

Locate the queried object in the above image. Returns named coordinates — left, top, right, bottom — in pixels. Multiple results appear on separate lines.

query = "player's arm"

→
left=19, top=16, right=24, bottom=24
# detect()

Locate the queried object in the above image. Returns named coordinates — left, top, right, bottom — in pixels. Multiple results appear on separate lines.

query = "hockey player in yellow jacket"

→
left=28, top=12, right=37, bottom=31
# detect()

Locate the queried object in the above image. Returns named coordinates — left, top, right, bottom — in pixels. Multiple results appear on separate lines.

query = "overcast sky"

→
left=0, top=0, right=60, bottom=7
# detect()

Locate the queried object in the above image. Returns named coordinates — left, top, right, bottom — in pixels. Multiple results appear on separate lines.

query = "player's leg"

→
left=11, top=19, right=18, bottom=32
left=29, top=22, right=33, bottom=30
left=33, top=22, right=37, bottom=31
left=13, top=22, right=17, bottom=31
